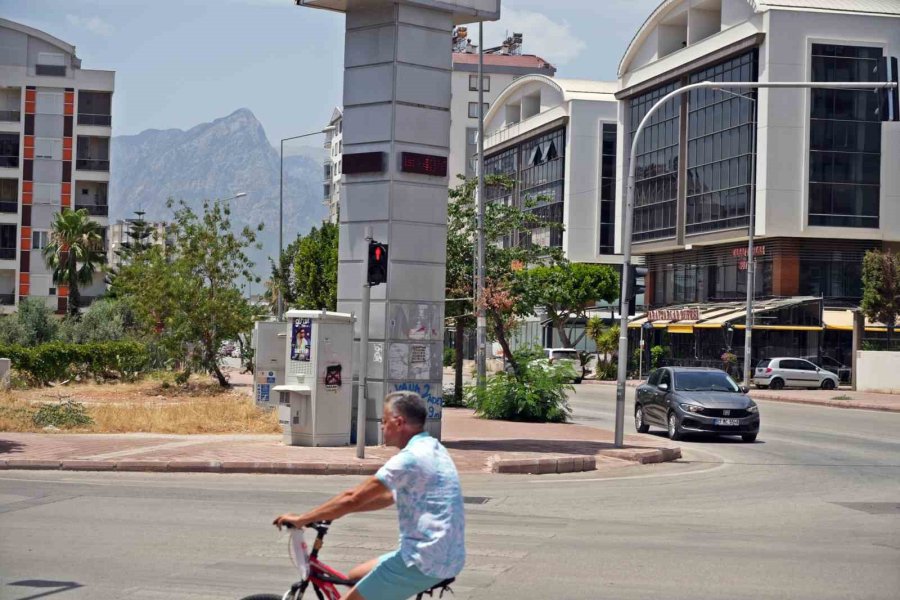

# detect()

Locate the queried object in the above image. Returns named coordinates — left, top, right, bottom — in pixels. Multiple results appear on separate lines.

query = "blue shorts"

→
left=354, top=550, right=445, bottom=600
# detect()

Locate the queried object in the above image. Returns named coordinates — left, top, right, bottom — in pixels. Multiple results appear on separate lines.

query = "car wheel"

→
left=667, top=412, right=683, bottom=441
left=769, top=378, right=784, bottom=390
left=821, top=378, right=836, bottom=390
left=634, top=405, right=649, bottom=433
left=742, top=433, right=758, bottom=443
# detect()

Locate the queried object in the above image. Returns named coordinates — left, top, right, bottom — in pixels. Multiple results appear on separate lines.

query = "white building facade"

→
left=323, top=107, right=342, bottom=223
left=0, top=18, right=114, bottom=313
left=483, top=76, right=620, bottom=264
left=617, top=0, right=899, bottom=365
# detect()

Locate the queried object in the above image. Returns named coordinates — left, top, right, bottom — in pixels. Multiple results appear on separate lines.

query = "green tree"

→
left=268, top=235, right=302, bottom=311
left=517, top=262, right=619, bottom=348
left=293, top=222, right=339, bottom=311
left=587, top=318, right=619, bottom=378
left=112, top=198, right=263, bottom=386
left=446, top=175, right=564, bottom=379
left=57, top=298, right=135, bottom=344
left=0, top=297, right=58, bottom=345
left=41, top=208, right=107, bottom=318
left=861, top=249, right=900, bottom=346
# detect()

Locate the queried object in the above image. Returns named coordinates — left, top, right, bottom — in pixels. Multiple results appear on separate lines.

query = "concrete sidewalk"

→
left=0, top=408, right=680, bottom=476
left=584, top=379, right=900, bottom=412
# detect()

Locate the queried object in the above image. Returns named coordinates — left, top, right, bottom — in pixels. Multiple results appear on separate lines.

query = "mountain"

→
left=110, top=108, right=327, bottom=282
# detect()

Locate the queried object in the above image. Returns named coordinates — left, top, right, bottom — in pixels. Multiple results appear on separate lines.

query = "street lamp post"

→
left=279, top=127, right=335, bottom=321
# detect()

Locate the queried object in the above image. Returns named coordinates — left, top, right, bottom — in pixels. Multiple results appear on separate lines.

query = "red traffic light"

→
left=367, top=241, right=389, bottom=286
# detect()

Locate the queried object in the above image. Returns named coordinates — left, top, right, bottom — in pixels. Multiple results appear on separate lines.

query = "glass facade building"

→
left=809, top=44, right=882, bottom=228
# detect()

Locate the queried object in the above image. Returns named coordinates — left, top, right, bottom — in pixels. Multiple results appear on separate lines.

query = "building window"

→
left=469, top=75, right=490, bottom=92
left=468, top=102, right=489, bottom=119
left=484, top=127, right=566, bottom=249
left=0, top=133, right=18, bottom=168
left=465, top=127, right=478, bottom=179
left=809, top=44, right=882, bottom=228
left=32, top=230, right=50, bottom=251
left=77, top=91, right=112, bottom=126
left=628, top=82, right=680, bottom=242
left=35, top=92, right=64, bottom=115
left=599, top=123, right=617, bottom=255
left=34, top=138, right=62, bottom=160
left=686, top=50, right=758, bottom=235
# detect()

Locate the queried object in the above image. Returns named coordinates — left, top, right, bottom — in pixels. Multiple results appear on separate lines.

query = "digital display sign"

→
left=342, top=152, right=386, bottom=175
left=400, top=152, right=448, bottom=177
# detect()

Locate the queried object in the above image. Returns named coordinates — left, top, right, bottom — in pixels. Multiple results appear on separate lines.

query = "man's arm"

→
left=274, top=476, right=393, bottom=530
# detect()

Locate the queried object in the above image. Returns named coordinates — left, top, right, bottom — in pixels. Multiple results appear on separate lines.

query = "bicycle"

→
left=240, top=521, right=456, bottom=600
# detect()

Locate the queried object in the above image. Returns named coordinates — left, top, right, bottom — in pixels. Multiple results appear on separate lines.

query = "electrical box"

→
left=252, top=321, right=286, bottom=410
left=275, top=310, right=355, bottom=447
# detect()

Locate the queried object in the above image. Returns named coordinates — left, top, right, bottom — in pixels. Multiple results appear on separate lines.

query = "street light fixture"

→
left=278, top=126, right=336, bottom=321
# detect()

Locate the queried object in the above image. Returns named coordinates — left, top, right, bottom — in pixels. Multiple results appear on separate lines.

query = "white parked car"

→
left=543, top=348, right=582, bottom=384
left=752, top=357, right=840, bottom=390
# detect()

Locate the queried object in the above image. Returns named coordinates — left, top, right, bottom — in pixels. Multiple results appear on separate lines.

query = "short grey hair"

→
left=384, top=391, right=427, bottom=428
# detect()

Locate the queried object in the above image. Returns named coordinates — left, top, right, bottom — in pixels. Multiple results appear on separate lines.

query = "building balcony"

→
left=75, top=158, right=110, bottom=171
left=0, top=200, right=16, bottom=213
left=75, top=202, right=108, bottom=217
left=0, top=111, right=20, bottom=123
left=0, top=293, right=14, bottom=306
left=77, top=113, right=112, bottom=127
left=0, top=156, right=18, bottom=169
left=0, top=248, right=15, bottom=260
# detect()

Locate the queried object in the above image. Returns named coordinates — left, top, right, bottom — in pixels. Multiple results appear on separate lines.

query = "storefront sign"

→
left=647, top=308, right=701, bottom=322
left=732, top=245, right=766, bottom=258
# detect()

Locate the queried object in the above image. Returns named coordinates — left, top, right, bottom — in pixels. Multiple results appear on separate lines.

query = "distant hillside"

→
left=110, top=108, right=327, bottom=281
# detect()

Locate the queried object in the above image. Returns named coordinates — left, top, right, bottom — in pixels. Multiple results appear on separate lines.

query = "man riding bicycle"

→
left=274, top=391, right=465, bottom=600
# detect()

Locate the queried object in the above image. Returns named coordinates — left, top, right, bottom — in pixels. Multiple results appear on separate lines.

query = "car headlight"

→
left=679, top=403, right=705, bottom=413
left=747, top=403, right=758, bottom=414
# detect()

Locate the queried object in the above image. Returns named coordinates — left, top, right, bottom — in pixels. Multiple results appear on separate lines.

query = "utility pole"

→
left=356, top=226, right=373, bottom=459
left=475, top=20, right=487, bottom=390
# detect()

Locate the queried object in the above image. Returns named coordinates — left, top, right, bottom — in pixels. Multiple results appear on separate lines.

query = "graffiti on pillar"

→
left=391, top=382, right=442, bottom=419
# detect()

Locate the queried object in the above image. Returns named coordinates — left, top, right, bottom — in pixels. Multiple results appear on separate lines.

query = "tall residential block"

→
left=0, top=18, right=113, bottom=314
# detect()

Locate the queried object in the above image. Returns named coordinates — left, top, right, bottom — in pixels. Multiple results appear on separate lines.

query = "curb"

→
left=0, top=447, right=681, bottom=475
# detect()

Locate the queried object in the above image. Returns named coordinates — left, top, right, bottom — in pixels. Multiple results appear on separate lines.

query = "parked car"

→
left=635, top=367, right=760, bottom=442
left=752, top=357, right=840, bottom=390
left=802, top=355, right=851, bottom=384
left=544, top=348, right=582, bottom=383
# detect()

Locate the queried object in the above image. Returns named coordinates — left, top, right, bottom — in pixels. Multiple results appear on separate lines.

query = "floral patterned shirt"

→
left=375, top=432, right=466, bottom=578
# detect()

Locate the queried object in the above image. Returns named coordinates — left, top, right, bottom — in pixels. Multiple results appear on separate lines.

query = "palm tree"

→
left=42, top=208, right=107, bottom=318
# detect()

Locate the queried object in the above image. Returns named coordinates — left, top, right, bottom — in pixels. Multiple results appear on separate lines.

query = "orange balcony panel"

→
left=58, top=284, right=69, bottom=297
left=20, top=237, right=30, bottom=251
left=65, top=91, right=74, bottom=101
left=22, top=192, right=32, bottom=205
left=25, top=89, right=35, bottom=102
left=23, top=181, right=33, bottom=193
left=61, top=195, right=71, bottom=208
left=61, top=182, right=71, bottom=194
left=19, top=285, right=29, bottom=296
left=25, top=101, right=35, bottom=114
left=21, top=226, right=30, bottom=238
left=64, top=104, right=74, bottom=116
left=63, top=138, right=72, bottom=150
left=24, top=147, right=34, bottom=159
left=24, top=135, right=34, bottom=147
left=19, top=273, right=29, bottom=285
left=62, top=148, right=72, bottom=161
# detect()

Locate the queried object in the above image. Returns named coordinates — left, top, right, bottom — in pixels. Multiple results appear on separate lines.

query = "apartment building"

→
left=323, top=107, right=342, bottom=224
left=616, top=0, right=899, bottom=366
left=107, top=216, right=168, bottom=271
left=0, top=18, right=114, bottom=314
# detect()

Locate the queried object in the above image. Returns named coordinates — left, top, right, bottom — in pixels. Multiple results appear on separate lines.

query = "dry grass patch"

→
left=0, top=377, right=280, bottom=434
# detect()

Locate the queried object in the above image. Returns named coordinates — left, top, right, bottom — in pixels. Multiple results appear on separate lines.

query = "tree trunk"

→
left=554, top=317, right=573, bottom=348
left=490, top=309, right=518, bottom=378
left=67, top=252, right=80, bottom=318
left=454, top=318, right=465, bottom=404
left=212, top=361, right=229, bottom=387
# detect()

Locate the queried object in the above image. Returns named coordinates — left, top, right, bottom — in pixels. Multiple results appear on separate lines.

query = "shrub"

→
left=32, top=399, right=94, bottom=428
left=464, top=350, right=573, bottom=422
left=0, top=298, right=58, bottom=346
left=651, top=345, right=670, bottom=369
left=0, top=341, right=151, bottom=385
left=442, top=384, right=466, bottom=408
left=58, top=299, right=134, bottom=344
left=443, top=346, right=456, bottom=368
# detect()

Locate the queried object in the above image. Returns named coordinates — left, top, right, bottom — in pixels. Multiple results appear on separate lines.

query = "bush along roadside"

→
left=0, top=340, right=151, bottom=386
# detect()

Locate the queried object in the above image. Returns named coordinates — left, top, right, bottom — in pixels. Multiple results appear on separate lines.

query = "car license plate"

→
left=715, top=418, right=740, bottom=426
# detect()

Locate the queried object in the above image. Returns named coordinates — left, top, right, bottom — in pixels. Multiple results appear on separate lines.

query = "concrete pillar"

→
left=299, top=0, right=500, bottom=443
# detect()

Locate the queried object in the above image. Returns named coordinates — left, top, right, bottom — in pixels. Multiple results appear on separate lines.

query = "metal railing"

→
left=75, top=203, right=108, bottom=217
left=0, top=293, right=14, bottom=306
left=0, top=156, right=19, bottom=168
left=77, top=113, right=112, bottom=127
left=0, top=201, right=17, bottom=213
left=0, top=110, right=20, bottom=122
left=75, top=158, right=110, bottom=171
left=0, top=248, right=15, bottom=260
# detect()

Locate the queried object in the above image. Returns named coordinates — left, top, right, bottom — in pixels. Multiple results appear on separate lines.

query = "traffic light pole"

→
left=356, top=226, right=373, bottom=459
left=614, top=79, right=898, bottom=448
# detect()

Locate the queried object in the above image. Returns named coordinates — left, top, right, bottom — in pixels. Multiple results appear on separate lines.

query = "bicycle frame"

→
left=277, top=522, right=454, bottom=600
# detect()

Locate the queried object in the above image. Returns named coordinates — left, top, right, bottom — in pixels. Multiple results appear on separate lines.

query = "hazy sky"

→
left=3, top=0, right=661, bottom=147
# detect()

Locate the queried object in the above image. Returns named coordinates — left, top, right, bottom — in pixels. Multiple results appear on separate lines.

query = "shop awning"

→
left=823, top=308, right=899, bottom=332
left=629, top=297, right=825, bottom=331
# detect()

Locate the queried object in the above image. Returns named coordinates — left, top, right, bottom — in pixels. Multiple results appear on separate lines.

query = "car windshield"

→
left=674, top=371, right=740, bottom=392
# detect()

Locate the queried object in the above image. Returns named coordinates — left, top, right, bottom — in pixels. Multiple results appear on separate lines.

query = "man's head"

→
left=382, top=391, right=427, bottom=448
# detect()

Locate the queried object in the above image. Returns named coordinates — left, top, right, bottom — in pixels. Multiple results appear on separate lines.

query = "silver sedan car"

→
left=752, top=357, right=840, bottom=390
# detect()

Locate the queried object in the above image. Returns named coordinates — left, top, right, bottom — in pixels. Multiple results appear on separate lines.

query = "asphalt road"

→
left=1, top=385, right=898, bottom=600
